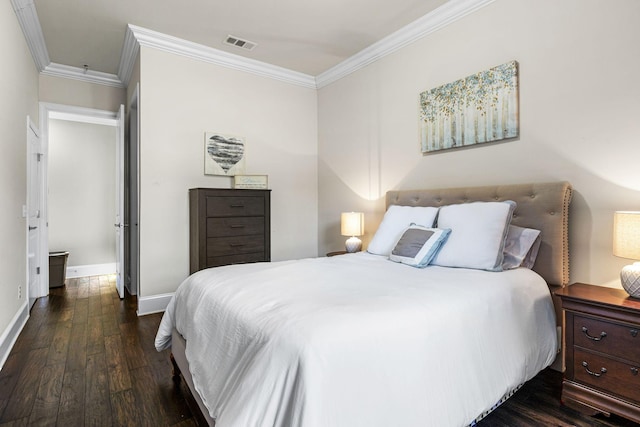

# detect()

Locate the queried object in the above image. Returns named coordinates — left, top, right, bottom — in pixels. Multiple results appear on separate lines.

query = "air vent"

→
left=224, top=35, right=257, bottom=51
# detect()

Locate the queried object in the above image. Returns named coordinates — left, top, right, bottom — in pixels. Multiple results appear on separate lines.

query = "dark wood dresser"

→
left=556, top=283, right=640, bottom=423
left=189, top=188, right=271, bottom=274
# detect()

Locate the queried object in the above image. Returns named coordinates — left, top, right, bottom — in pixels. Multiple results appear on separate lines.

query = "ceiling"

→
left=12, top=0, right=496, bottom=88
left=32, top=0, right=448, bottom=77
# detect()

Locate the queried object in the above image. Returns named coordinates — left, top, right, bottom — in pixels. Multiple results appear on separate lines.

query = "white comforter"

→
left=155, top=252, right=557, bottom=427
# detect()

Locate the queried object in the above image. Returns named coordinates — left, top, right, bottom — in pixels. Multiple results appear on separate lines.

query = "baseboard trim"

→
left=66, top=263, right=116, bottom=279
left=0, top=301, right=29, bottom=370
left=137, top=293, right=173, bottom=316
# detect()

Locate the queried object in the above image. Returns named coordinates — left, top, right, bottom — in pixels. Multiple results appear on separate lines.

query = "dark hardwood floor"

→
left=475, top=369, right=639, bottom=427
left=0, top=275, right=196, bottom=427
left=0, top=275, right=638, bottom=426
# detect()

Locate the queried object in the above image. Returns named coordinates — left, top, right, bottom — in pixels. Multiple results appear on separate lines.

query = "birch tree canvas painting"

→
left=420, top=61, right=519, bottom=153
left=204, top=132, right=246, bottom=176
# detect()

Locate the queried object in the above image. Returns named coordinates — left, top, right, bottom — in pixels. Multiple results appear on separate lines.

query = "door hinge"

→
left=37, top=267, right=40, bottom=274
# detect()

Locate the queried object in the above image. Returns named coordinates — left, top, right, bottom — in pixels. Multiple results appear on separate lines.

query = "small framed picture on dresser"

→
left=234, top=175, right=268, bottom=189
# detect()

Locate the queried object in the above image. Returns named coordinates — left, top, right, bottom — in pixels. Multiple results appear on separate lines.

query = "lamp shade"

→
left=614, top=211, right=640, bottom=260
left=341, top=212, right=364, bottom=237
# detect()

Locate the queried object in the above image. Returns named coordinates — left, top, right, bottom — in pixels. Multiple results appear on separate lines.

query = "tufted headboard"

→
left=386, top=181, right=573, bottom=287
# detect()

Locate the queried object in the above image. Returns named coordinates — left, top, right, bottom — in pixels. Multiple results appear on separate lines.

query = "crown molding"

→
left=315, top=0, right=496, bottom=88
left=125, top=25, right=317, bottom=89
left=12, top=0, right=125, bottom=87
left=117, top=25, right=140, bottom=87
left=11, top=0, right=49, bottom=70
left=41, top=63, right=124, bottom=88
left=13, top=0, right=493, bottom=90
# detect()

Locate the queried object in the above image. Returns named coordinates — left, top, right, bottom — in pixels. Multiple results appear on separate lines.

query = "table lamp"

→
left=613, top=211, right=640, bottom=298
left=341, top=212, right=364, bottom=253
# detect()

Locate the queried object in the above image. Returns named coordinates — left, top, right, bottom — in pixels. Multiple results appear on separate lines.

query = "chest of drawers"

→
left=556, top=283, right=640, bottom=423
left=189, top=188, right=271, bottom=273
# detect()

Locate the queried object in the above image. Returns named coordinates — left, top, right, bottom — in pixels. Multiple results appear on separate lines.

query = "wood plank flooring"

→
left=1, top=275, right=639, bottom=426
left=0, top=276, right=196, bottom=426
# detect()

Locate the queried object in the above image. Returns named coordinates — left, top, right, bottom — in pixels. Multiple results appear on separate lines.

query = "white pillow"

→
left=502, top=225, right=541, bottom=270
left=389, top=225, right=451, bottom=268
left=367, top=205, right=439, bottom=256
left=432, top=201, right=516, bottom=271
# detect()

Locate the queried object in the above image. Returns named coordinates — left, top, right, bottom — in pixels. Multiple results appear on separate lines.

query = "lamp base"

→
left=621, top=262, right=640, bottom=298
left=345, top=236, right=362, bottom=253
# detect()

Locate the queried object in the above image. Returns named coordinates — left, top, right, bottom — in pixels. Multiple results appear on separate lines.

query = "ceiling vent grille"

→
left=224, top=35, right=257, bottom=51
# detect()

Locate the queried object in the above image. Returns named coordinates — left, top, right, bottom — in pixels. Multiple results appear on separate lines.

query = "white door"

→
left=27, top=117, right=43, bottom=308
left=115, top=105, right=125, bottom=299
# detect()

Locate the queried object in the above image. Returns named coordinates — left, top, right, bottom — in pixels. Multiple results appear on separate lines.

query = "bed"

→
left=156, top=181, right=573, bottom=427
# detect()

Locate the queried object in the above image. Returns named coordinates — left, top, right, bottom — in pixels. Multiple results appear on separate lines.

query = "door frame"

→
left=126, top=84, right=140, bottom=296
left=38, top=102, right=123, bottom=298
left=115, top=105, right=125, bottom=299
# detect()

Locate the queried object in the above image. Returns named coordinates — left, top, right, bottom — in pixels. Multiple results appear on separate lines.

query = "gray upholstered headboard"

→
left=386, top=181, right=573, bottom=287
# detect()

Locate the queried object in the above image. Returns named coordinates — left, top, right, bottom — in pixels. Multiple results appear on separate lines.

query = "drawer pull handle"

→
left=230, top=204, right=245, bottom=208
left=581, top=327, right=607, bottom=341
left=632, top=367, right=639, bottom=376
left=631, top=329, right=638, bottom=338
left=229, top=243, right=246, bottom=247
left=230, top=225, right=245, bottom=228
left=582, top=361, right=607, bottom=377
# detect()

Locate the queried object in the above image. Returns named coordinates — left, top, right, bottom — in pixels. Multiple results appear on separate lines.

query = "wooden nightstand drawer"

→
left=206, top=196, right=265, bottom=217
left=574, top=348, right=640, bottom=404
left=207, top=217, right=265, bottom=237
left=556, top=283, right=640, bottom=423
left=574, top=315, right=640, bottom=362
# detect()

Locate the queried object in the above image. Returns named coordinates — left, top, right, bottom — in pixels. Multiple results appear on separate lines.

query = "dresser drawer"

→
left=207, top=236, right=265, bottom=256
left=206, top=252, right=266, bottom=268
left=206, top=196, right=265, bottom=217
left=207, top=217, right=265, bottom=237
left=574, top=315, right=640, bottom=362
left=574, top=348, right=640, bottom=404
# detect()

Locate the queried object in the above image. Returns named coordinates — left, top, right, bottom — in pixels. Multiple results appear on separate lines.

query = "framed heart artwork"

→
left=204, top=132, right=246, bottom=176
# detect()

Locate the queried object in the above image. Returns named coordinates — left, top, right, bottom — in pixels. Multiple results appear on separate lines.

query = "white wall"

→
left=138, top=47, right=318, bottom=297
left=48, top=119, right=116, bottom=267
left=318, top=0, right=640, bottom=289
left=40, top=74, right=126, bottom=112
left=0, top=0, right=38, bottom=360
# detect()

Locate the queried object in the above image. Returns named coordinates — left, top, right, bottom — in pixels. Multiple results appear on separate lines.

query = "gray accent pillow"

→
left=389, top=225, right=451, bottom=268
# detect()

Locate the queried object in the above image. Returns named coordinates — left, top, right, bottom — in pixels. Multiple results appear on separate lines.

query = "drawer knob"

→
left=581, top=326, right=607, bottom=341
left=230, top=204, right=245, bottom=208
left=582, top=361, right=607, bottom=377
left=631, top=329, right=639, bottom=338
left=230, top=225, right=246, bottom=229
left=229, top=243, right=246, bottom=247
left=632, top=367, right=639, bottom=376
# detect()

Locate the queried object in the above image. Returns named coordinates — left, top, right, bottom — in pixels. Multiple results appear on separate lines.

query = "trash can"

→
left=49, top=251, right=69, bottom=288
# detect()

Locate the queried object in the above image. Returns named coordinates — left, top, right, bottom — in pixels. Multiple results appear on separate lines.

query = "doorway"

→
left=38, top=103, right=127, bottom=301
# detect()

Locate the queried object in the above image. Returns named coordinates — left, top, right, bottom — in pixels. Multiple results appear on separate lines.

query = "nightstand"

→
left=556, top=283, right=640, bottom=423
left=326, top=251, right=348, bottom=257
